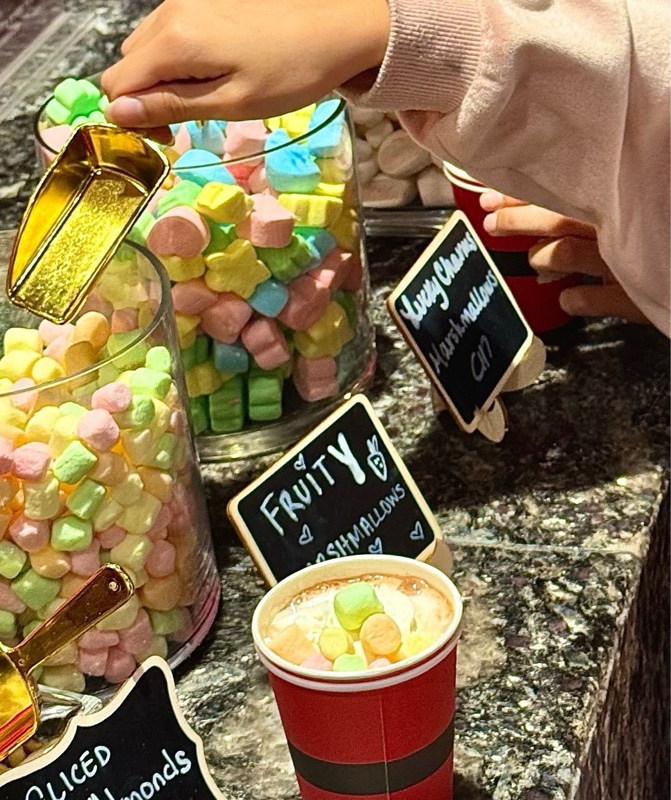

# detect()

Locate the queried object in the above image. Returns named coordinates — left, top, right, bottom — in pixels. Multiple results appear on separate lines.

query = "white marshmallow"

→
left=350, top=107, right=386, bottom=128
left=377, top=130, right=432, bottom=179
left=356, top=158, right=379, bottom=187
left=362, top=174, right=417, bottom=208
left=417, top=167, right=456, bottom=206
left=364, top=118, right=394, bottom=150
left=355, top=137, right=374, bottom=162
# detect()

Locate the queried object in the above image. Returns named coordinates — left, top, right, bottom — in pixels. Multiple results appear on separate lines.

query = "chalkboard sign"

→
left=228, top=395, right=442, bottom=586
left=388, top=211, right=532, bottom=432
left=0, top=658, right=225, bottom=800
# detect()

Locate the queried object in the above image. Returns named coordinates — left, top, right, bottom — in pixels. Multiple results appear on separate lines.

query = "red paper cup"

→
left=252, top=555, right=463, bottom=800
left=444, top=163, right=578, bottom=333
left=443, top=163, right=540, bottom=252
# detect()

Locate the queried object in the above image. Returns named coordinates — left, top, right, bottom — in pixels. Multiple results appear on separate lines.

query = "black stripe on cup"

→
left=288, top=718, right=454, bottom=796
left=489, top=250, right=536, bottom=277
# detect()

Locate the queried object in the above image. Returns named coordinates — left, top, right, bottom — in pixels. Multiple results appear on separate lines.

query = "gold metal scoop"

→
left=7, top=124, right=169, bottom=323
left=0, top=564, right=134, bottom=762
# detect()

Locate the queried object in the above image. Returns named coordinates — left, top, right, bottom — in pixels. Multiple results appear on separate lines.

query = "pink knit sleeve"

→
left=341, top=0, right=670, bottom=336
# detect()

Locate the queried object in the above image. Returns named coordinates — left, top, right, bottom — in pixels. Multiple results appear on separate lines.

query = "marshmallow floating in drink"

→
left=265, top=572, right=454, bottom=672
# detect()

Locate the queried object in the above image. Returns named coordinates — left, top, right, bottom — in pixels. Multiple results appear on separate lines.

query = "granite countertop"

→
left=0, top=4, right=669, bottom=799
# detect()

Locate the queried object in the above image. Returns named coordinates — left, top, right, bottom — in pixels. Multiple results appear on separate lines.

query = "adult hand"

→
left=101, top=0, right=390, bottom=128
left=479, top=191, right=649, bottom=324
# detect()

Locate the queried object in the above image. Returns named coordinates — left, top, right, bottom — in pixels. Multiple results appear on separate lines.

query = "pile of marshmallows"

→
left=267, top=581, right=438, bottom=672
left=0, top=311, right=200, bottom=690
left=350, top=107, right=455, bottom=209
left=40, top=80, right=365, bottom=435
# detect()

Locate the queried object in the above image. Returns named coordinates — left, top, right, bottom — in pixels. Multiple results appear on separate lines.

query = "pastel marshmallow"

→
left=12, top=443, right=50, bottom=482
left=200, top=294, right=252, bottom=343
left=236, top=194, right=295, bottom=248
left=146, top=206, right=211, bottom=258
left=39, top=124, right=73, bottom=164
left=333, top=582, right=384, bottom=632
left=145, top=540, right=177, bottom=578
left=9, top=515, right=50, bottom=553
left=171, top=280, right=218, bottom=315
left=204, top=239, right=270, bottom=297
left=240, top=318, right=290, bottom=370
left=69, top=539, right=101, bottom=577
left=277, top=275, right=330, bottom=330
left=96, top=524, right=125, bottom=549
left=195, top=183, right=253, bottom=225
left=78, top=409, right=120, bottom=452
left=77, top=648, right=108, bottom=677
left=248, top=278, right=289, bottom=318
left=173, top=150, right=236, bottom=186
left=224, top=120, right=268, bottom=160
left=300, top=653, right=334, bottom=671
left=292, top=356, right=338, bottom=402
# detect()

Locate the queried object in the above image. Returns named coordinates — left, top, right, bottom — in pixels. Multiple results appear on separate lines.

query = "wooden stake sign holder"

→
left=388, top=212, right=546, bottom=442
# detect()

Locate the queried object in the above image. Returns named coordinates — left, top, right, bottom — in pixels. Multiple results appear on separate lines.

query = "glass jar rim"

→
left=0, top=240, right=171, bottom=400
left=34, top=75, right=347, bottom=168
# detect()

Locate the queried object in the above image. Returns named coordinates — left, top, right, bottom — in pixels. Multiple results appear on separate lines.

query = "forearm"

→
left=342, top=0, right=670, bottom=334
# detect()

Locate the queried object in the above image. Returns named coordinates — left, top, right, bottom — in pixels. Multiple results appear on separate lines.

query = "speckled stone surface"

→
left=0, top=5, right=669, bottom=799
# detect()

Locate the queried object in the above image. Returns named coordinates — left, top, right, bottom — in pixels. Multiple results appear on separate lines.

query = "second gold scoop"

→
left=0, top=564, right=134, bottom=762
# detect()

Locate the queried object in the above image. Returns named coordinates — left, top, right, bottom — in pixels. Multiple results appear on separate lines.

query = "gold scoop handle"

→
left=12, top=565, right=134, bottom=675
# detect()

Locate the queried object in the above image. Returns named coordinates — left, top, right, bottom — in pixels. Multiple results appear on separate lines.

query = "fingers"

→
left=134, top=126, right=174, bottom=145
left=479, top=190, right=527, bottom=212
left=483, top=203, right=595, bottom=240
left=102, top=42, right=179, bottom=100
left=559, top=284, right=649, bottom=324
left=105, top=76, right=233, bottom=127
left=529, top=236, right=610, bottom=279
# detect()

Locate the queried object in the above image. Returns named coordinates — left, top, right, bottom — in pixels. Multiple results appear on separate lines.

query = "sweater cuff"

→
left=340, top=0, right=482, bottom=112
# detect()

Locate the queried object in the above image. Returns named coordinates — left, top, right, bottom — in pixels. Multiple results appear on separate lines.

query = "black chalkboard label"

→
left=228, top=395, right=442, bottom=586
left=0, top=658, right=225, bottom=800
left=388, top=211, right=532, bottom=432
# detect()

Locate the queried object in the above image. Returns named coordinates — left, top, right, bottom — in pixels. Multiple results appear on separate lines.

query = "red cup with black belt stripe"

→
left=252, top=555, right=463, bottom=800
left=444, top=162, right=579, bottom=334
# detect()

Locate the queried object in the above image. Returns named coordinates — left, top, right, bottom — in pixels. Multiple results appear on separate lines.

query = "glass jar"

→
left=35, top=81, right=376, bottom=461
left=0, top=231, right=219, bottom=696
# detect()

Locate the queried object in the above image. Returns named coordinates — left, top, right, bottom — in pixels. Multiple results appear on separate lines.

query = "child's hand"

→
left=479, top=192, right=650, bottom=324
left=101, top=0, right=389, bottom=128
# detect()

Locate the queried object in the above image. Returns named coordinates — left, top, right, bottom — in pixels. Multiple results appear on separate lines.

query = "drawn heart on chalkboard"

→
left=409, top=521, right=425, bottom=541
left=298, top=525, right=314, bottom=545
left=293, top=453, right=306, bottom=471
left=368, top=537, right=383, bottom=554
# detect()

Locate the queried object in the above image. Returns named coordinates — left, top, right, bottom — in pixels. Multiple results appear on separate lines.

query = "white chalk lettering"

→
left=278, top=489, right=305, bottom=522
left=398, top=232, right=478, bottom=330
left=102, top=749, right=192, bottom=800
left=260, top=493, right=284, bottom=535
left=311, top=455, right=335, bottom=485
left=428, top=269, right=500, bottom=377
left=327, top=433, right=366, bottom=485
left=25, top=747, right=111, bottom=800
left=471, top=335, right=493, bottom=382
left=308, top=484, right=407, bottom=563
